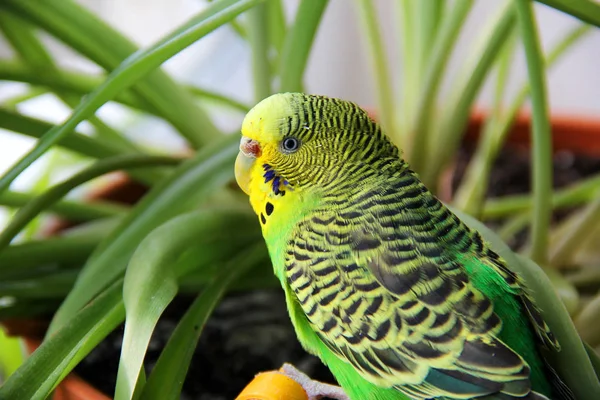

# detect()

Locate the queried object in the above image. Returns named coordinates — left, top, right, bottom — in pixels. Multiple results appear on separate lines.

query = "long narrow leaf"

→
left=0, top=217, right=119, bottom=279
left=279, top=0, right=329, bottom=92
left=0, top=280, right=125, bottom=400
left=0, top=0, right=261, bottom=197
left=355, top=0, right=396, bottom=137
left=0, top=10, right=141, bottom=154
left=115, top=209, right=259, bottom=400
left=0, top=108, right=126, bottom=160
left=141, top=245, right=268, bottom=400
left=422, top=1, right=515, bottom=188
left=1, top=0, right=222, bottom=147
left=0, top=155, right=180, bottom=252
left=454, top=24, right=591, bottom=215
left=535, top=0, right=600, bottom=27
left=452, top=207, right=600, bottom=400
left=515, top=0, right=553, bottom=265
left=0, top=60, right=147, bottom=112
left=407, top=0, right=473, bottom=171
left=247, top=3, right=272, bottom=101
left=49, top=136, right=240, bottom=333
left=0, top=190, right=126, bottom=221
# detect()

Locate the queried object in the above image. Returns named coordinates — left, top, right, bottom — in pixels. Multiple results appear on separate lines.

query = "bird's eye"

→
left=281, top=137, right=300, bottom=153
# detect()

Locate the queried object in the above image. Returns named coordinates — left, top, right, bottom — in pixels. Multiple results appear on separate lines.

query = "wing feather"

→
left=284, top=171, right=550, bottom=399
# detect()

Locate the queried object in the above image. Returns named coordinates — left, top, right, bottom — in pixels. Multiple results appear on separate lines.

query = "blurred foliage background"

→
left=0, top=1, right=600, bottom=399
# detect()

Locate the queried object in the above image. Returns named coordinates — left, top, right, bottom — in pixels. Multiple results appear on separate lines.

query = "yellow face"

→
left=234, top=93, right=302, bottom=197
left=234, top=92, right=392, bottom=213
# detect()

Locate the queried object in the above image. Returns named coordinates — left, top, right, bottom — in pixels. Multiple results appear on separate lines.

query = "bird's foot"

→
left=280, top=363, right=350, bottom=400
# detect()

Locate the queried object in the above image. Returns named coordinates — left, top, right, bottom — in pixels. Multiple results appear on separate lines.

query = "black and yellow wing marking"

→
left=284, top=168, right=557, bottom=400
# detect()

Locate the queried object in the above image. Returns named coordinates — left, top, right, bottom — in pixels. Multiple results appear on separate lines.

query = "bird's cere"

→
left=240, top=136, right=261, bottom=158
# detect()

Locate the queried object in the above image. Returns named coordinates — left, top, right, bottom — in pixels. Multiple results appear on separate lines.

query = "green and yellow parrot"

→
left=234, top=93, right=571, bottom=400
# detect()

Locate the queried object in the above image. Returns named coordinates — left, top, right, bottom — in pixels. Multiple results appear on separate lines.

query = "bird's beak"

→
left=235, top=136, right=260, bottom=195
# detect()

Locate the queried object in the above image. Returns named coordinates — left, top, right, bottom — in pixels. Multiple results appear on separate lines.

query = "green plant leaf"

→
left=49, top=135, right=240, bottom=333
left=0, top=0, right=222, bottom=147
left=0, top=0, right=264, bottom=197
left=279, top=0, right=329, bottom=92
left=267, top=0, right=287, bottom=54
left=0, top=60, right=148, bottom=112
left=535, top=0, right=600, bottom=27
left=0, top=280, right=124, bottom=400
left=114, top=209, right=260, bottom=400
left=0, top=328, right=24, bottom=381
left=0, top=154, right=181, bottom=253
left=406, top=0, right=473, bottom=171
left=140, top=244, right=268, bottom=400
left=454, top=23, right=591, bottom=216
left=452, top=206, right=600, bottom=400
left=422, top=1, right=515, bottom=188
left=0, top=10, right=142, bottom=156
left=482, top=171, right=600, bottom=219
left=0, top=190, right=127, bottom=222
left=355, top=0, right=395, bottom=137
left=247, top=2, right=272, bottom=101
left=515, top=0, right=553, bottom=265
left=0, top=217, right=120, bottom=280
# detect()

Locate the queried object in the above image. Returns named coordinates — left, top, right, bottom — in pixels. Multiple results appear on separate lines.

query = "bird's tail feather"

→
left=474, top=391, right=550, bottom=400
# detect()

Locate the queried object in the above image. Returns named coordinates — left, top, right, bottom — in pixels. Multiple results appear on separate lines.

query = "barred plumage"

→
left=235, top=93, right=570, bottom=400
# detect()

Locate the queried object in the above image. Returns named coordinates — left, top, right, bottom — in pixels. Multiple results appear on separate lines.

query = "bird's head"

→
left=235, top=92, right=399, bottom=198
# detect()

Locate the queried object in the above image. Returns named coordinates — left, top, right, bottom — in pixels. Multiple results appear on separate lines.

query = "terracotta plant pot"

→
left=3, top=112, right=600, bottom=399
left=466, top=110, right=600, bottom=156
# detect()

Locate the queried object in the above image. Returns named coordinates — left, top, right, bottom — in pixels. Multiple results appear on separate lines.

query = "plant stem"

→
left=0, top=108, right=168, bottom=185
left=422, top=1, right=515, bottom=189
left=535, top=0, right=600, bottom=27
left=356, top=0, right=395, bottom=136
left=0, top=0, right=261, bottom=196
left=0, top=10, right=143, bottom=154
left=516, top=0, right=553, bottom=265
left=550, top=199, right=600, bottom=267
left=408, top=0, right=473, bottom=171
left=186, top=86, right=251, bottom=112
left=247, top=2, right=272, bottom=101
left=454, top=24, right=591, bottom=215
left=1, top=0, right=225, bottom=148
left=0, top=60, right=145, bottom=111
left=267, top=0, right=286, bottom=54
left=397, top=0, right=416, bottom=142
left=575, top=292, right=600, bottom=347
left=0, top=155, right=181, bottom=253
left=483, top=173, right=600, bottom=219
left=279, top=0, right=329, bottom=92
left=0, top=191, right=127, bottom=221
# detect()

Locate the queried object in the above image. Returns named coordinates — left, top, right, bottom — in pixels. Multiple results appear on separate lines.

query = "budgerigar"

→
left=234, top=93, right=571, bottom=400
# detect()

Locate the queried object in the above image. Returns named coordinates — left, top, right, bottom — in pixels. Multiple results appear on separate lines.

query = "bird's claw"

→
left=280, top=363, right=350, bottom=400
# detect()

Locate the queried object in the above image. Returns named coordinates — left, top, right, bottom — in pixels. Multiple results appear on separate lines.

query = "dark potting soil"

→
left=451, top=145, right=600, bottom=249
left=74, top=146, right=600, bottom=399
left=74, top=290, right=336, bottom=400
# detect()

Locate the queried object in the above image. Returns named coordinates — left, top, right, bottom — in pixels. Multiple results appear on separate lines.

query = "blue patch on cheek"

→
left=263, top=170, right=276, bottom=183
left=262, top=163, right=287, bottom=196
